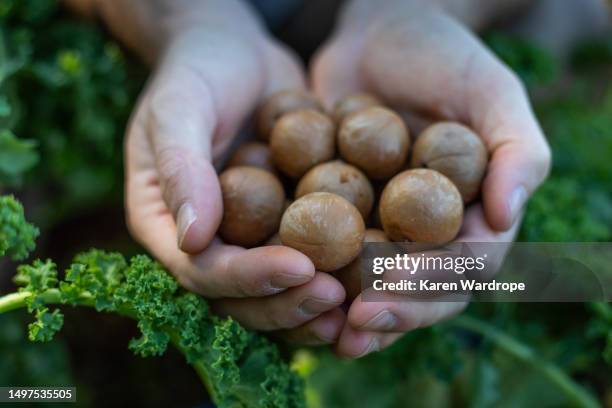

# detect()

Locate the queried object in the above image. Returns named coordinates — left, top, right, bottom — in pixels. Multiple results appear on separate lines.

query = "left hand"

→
left=310, top=0, right=551, bottom=357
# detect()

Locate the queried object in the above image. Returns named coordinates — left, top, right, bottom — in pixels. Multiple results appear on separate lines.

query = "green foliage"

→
left=0, top=194, right=39, bottom=260
left=588, top=303, right=612, bottom=365
left=0, top=0, right=144, bottom=220
left=0, top=130, right=38, bottom=185
left=304, top=327, right=461, bottom=408
left=0, top=239, right=304, bottom=407
left=485, top=33, right=558, bottom=86
left=521, top=179, right=611, bottom=242
left=0, top=313, right=74, bottom=387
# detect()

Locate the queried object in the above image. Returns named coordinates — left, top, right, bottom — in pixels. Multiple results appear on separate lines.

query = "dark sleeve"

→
left=248, top=0, right=305, bottom=30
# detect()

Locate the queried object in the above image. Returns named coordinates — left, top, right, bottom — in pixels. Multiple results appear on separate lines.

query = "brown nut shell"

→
left=412, top=122, right=487, bottom=203
left=256, top=90, right=323, bottom=141
left=379, top=169, right=463, bottom=243
left=295, top=161, right=374, bottom=219
left=270, top=109, right=335, bottom=178
left=280, top=192, right=365, bottom=272
left=335, top=229, right=389, bottom=300
left=333, top=93, right=381, bottom=124
left=338, top=106, right=410, bottom=179
left=226, top=142, right=276, bottom=173
left=219, top=166, right=285, bottom=247
left=264, top=233, right=282, bottom=246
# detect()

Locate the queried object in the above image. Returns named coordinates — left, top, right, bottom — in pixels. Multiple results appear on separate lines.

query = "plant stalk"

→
left=447, top=315, right=599, bottom=408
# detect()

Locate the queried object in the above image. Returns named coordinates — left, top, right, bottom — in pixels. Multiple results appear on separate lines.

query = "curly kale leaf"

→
left=1, top=248, right=304, bottom=407
left=0, top=195, right=39, bottom=260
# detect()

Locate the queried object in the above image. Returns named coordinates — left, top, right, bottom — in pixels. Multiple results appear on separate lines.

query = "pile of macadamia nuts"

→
left=220, top=90, right=488, bottom=274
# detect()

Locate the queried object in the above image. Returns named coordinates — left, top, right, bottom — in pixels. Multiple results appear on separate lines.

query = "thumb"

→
left=145, top=30, right=265, bottom=253
left=146, top=71, right=223, bottom=254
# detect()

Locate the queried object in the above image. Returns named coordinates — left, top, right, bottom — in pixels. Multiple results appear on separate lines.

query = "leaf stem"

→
left=0, top=289, right=219, bottom=404
left=447, top=315, right=599, bottom=408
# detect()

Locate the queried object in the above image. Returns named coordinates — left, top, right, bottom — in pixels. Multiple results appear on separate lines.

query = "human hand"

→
left=311, top=0, right=551, bottom=357
left=123, top=0, right=345, bottom=344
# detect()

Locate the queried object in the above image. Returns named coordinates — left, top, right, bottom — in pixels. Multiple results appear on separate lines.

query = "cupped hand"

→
left=125, top=3, right=345, bottom=345
left=311, top=0, right=551, bottom=357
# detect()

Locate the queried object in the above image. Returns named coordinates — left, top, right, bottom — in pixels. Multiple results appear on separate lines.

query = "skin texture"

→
left=332, top=93, right=381, bottom=124
left=68, top=0, right=557, bottom=353
left=280, top=192, right=365, bottom=272
left=338, top=106, right=410, bottom=179
left=379, top=169, right=463, bottom=243
left=91, top=0, right=347, bottom=346
left=219, top=166, right=285, bottom=247
left=335, top=228, right=389, bottom=300
left=311, top=0, right=550, bottom=357
left=256, top=90, right=323, bottom=141
left=295, top=160, right=374, bottom=219
left=270, top=109, right=336, bottom=178
left=411, top=122, right=488, bottom=203
left=225, top=142, right=276, bottom=174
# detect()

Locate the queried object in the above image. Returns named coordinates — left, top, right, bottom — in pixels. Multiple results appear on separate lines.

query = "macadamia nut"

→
left=270, top=110, right=335, bottom=178
left=280, top=192, right=365, bottom=272
left=335, top=229, right=389, bottom=300
left=219, top=166, right=285, bottom=247
left=379, top=169, right=463, bottom=243
left=256, top=90, right=323, bottom=141
left=333, top=93, right=381, bottom=124
left=295, top=161, right=374, bottom=219
left=226, top=142, right=276, bottom=174
left=338, top=106, right=410, bottom=179
left=412, top=122, right=487, bottom=202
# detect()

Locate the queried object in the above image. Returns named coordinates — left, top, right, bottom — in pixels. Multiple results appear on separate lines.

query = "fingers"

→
left=335, top=324, right=403, bottom=359
left=313, top=9, right=551, bottom=233
left=337, top=293, right=466, bottom=358
left=347, top=293, right=467, bottom=333
left=276, top=308, right=346, bottom=346
left=211, top=272, right=346, bottom=331
left=125, top=175, right=316, bottom=298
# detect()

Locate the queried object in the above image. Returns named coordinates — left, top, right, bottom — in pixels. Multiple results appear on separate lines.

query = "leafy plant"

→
left=0, top=2, right=610, bottom=407
left=0, top=195, right=305, bottom=408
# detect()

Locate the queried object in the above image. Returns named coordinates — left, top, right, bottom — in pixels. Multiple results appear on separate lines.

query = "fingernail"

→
left=299, top=298, right=338, bottom=315
left=270, top=272, right=312, bottom=289
left=357, top=337, right=380, bottom=358
left=177, top=203, right=197, bottom=249
left=360, top=310, right=397, bottom=331
left=508, top=186, right=528, bottom=224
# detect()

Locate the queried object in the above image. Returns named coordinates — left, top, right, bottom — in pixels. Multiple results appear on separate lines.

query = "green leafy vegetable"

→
left=0, top=194, right=39, bottom=260
left=0, top=245, right=305, bottom=407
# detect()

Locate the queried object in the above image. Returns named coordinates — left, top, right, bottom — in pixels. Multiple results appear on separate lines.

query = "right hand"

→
left=124, top=1, right=345, bottom=345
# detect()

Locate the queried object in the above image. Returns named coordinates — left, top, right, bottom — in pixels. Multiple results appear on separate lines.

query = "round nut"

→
left=219, top=166, right=285, bottom=247
left=226, top=142, right=276, bottom=173
left=264, top=233, right=282, bottom=246
left=335, top=229, right=389, bottom=300
left=280, top=192, right=365, bottom=272
left=256, top=90, right=323, bottom=141
left=338, top=106, right=410, bottom=179
left=412, top=122, right=487, bottom=202
left=379, top=169, right=463, bottom=243
left=270, top=109, right=335, bottom=178
left=296, top=161, right=374, bottom=219
left=333, top=93, right=381, bottom=124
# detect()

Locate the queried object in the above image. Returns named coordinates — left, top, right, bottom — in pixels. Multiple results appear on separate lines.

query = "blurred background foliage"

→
left=0, top=0, right=610, bottom=407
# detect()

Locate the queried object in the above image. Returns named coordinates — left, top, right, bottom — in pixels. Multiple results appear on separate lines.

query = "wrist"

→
left=86, top=0, right=269, bottom=65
